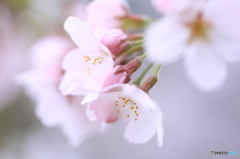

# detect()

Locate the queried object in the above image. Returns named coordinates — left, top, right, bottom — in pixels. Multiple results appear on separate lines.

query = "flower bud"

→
left=101, top=29, right=129, bottom=55
left=140, top=75, right=158, bottom=93
left=114, top=55, right=146, bottom=82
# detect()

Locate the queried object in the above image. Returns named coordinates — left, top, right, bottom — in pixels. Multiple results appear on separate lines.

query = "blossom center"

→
left=83, top=52, right=109, bottom=75
left=186, top=12, right=210, bottom=43
left=115, top=96, right=140, bottom=121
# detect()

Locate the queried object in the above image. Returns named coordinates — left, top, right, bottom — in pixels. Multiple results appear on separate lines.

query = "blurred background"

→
left=0, top=0, right=239, bottom=158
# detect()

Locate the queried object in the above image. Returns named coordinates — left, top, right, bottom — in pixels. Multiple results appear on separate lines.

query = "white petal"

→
left=208, top=30, right=240, bottom=62
left=81, top=92, right=99, bottom=105
left=124, top=105, right=157, bottom=144
left=64, top=17, right=102, bottom=52
left=184, top=42, right=227, bottom=92
left=151, top=0, right=192, bottom=15
left=204, top=0, right=240, bottom=62
left=122, top=85, right=163, bottom=145
left=145, top=19, right=189, bottom=63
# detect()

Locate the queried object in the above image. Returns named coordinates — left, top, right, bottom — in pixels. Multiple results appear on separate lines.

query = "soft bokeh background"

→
left=0, top=0, right=239, bottom=159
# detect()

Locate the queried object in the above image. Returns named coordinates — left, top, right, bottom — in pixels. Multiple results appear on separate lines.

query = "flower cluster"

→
left=17, top=0, right=240, bottom=148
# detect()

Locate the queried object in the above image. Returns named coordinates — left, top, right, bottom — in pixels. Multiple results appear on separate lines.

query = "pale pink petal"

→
left=84, top=54, right=114, bottom=91
left=86, top=0, right=128, bottom=26
left=86, top=0, right=129, bottom=38
left=208, top=30, right=240, bottom=62
left=81, top=92, right=99, bottom=105
left=59, top=48, right=96, bottom=95
left=64, top=17, right=102, bottom=52
left=204, top=0, right=240, bottom=62
left=151, top=0, right=192, bottom=15
left=145, top=19, right=189, bottom=63
left=184, top=41, right=227, bottom=91
left=37, top=94, right=101, bottom=147
left=30, top=36, right=73, bottom=70
left=15, top=71, right=55, bottom=98
left=102, top=66, right=127, bottom=88
left=89, top=92, right=122, bottom=123
left=59, top=97, right=101, bottom=147
left=62, top=48, right=94, bottom=70
left=59, top=74, right=87, bottom=96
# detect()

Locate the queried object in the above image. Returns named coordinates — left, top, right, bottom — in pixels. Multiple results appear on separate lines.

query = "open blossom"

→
left=59, top=17, right=114, bottom=96
left=87, top=84, right=164, bottom=147
left=16, top=36, right=101, bottom=146
left=145, top=0, right=240, bottom=91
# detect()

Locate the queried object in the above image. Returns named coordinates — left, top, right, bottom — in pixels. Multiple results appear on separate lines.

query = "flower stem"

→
left=153, top=64, right=162, bottom=77
left=133, top=63, right=154, bottom=85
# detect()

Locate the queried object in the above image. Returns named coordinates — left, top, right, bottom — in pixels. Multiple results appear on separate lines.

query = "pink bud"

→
left=114, top=55, right=145, bottom=82
left=101, top=29, right=129, bottom=55
left=140, top=75, right=158, bottom=93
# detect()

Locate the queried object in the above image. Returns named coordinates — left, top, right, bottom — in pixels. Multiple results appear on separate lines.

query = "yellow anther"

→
left=117, top=110, right=121, bottom=113
left=115, top=104, right=118, bottom=106
left=136, top=106, right=139, bottom=109
left=135, top=118, right=138, bottom=121
left=126, top=115, right=130, bottom=117
left=130, top=107, right=134, bottom=109
left=116, top=101, right=118, bottom=103
left=122, top=105, right=125, bottom=107
left=124, top=99, right=131, bottom=104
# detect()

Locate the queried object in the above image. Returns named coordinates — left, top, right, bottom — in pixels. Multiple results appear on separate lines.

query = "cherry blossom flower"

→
left=16, top=36, right=101, bottom=146
left=145, top=0, right=240, bottom=91
left=59, top=17, right=114, bottom=96
left=88, top=84, right=164, bottom=147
